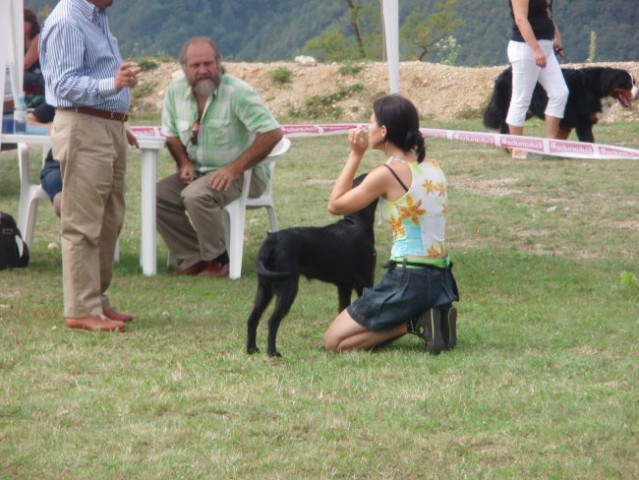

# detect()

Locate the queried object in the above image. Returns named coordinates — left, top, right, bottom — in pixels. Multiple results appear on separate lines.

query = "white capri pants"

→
left=506, top=39, right=569, bottom=127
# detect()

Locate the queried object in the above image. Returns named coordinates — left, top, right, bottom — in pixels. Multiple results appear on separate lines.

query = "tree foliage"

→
left=346, top=0, right=367, bottom=58
left=399, top=0, right=464, bottom=61
left=23, top=0, right=639, bottom=65
left=305, top=29, right=352, bottom=62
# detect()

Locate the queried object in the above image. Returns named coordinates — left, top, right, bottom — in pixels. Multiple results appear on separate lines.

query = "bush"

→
left=339, top=64, right=362, bottom=76
left=136, top=57, right=159, bottom=71
left=272, top=67, right=292, bottom=85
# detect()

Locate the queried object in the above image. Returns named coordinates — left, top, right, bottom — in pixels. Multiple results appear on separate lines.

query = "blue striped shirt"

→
left=39, top=0, right=129, bottom=112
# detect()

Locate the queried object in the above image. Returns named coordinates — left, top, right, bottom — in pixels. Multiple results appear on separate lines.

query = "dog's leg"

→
left=575, top=124, right=595, bottom=143
left=337, top=284, right=353, bottom=312
left=266, top=280, right=299, bottom=357
left=246, top=282, right=274, bottom=354
left=556, top=128, right=571, bottom=140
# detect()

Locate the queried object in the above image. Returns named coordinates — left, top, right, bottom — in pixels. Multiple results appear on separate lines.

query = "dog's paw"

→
left=246, top=346, right=260, bottom=355
left=267, top=350, right=282, bottom=358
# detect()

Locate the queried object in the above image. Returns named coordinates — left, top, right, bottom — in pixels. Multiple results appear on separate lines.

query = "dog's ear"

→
left=597, top=68, right=617, bottom=94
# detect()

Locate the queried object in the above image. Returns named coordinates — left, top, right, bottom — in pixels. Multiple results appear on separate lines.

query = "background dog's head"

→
left=600, top=67, right=638, bottom=109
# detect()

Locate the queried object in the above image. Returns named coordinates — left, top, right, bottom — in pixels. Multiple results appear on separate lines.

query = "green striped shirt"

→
left=161, top=74, right=280, bottom=184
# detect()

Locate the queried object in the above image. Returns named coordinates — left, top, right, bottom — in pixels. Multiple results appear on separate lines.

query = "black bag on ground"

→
left=0, top=212, right=30, bottom=270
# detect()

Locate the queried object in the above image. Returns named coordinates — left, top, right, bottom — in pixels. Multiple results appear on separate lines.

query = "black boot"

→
left=440, top=306, right=457, bottom=350
left=408, top=309, right=445, bottom=355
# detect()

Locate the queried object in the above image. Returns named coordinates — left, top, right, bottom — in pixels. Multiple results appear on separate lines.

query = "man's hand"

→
left=208, top=165, right=241, bottom=192
left=115, top=62, right=142, bottom=91
left=179, top=163, right=196, bottom=185
left=125, top=127, right=139, bottom=149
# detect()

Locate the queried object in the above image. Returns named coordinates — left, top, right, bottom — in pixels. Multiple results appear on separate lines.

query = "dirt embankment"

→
left=132, top=60, right=639, bottom=123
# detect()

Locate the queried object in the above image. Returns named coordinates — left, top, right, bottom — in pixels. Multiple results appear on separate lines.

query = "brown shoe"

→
left=66, top=316, right=126, bottom=332
left=172, top=260, right=208, bottom=276
left=104, top=307, right=134, bottom=323
left=197, top=260, right=230, bottom=278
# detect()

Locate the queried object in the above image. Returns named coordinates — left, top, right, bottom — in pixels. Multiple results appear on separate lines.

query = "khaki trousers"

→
left=156, top=172, right=265, bottom=270
left=50, top=111, right=127, bottom=318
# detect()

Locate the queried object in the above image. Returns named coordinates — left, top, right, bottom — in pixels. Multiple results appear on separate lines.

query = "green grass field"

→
left=1, top=118, right=638, bottom=479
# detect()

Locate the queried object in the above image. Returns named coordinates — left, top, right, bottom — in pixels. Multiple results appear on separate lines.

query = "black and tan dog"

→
left=246, top=174, right=378, bottom=357
left=483, top=66, right=638, bottom=143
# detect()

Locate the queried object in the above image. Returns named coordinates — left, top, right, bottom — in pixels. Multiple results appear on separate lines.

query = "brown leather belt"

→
left=57, top=106, right=128, bottom=122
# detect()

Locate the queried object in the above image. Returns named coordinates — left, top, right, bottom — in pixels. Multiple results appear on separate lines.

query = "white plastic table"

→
left=1, top=130, right=166, bottom=276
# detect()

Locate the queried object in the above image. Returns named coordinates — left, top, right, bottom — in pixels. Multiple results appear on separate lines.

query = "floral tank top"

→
left=379, top=159, right=447, bottom=259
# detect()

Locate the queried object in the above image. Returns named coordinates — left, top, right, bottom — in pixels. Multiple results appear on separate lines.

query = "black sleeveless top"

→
left=509, top=0, right=555, bottom=42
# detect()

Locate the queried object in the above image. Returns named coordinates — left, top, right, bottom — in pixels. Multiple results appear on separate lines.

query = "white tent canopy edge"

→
left=0, top=0, right=25, bottom=143
left=382, top=0, right=400, bottom=94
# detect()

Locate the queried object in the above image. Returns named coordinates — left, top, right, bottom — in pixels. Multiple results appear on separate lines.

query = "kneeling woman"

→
left=323, top=94, right=459, bottom=354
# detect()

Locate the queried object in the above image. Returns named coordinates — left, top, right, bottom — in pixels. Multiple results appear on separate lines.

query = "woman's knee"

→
left=323, top=331, right=340, bottom=353
left=506, top=106, right=527, bottom=128
left=546, top=84, right=569, bottom=117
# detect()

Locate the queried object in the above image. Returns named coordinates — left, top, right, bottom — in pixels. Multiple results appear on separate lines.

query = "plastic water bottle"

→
left=13, top=93, right=27, bottom=133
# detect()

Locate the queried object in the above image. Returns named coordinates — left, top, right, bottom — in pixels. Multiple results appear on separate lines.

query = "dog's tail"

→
left=255, top=233, right=296, bottom=281
left=256, top=259, right=293, bottom=281
left=483, top=67, right=512, bottom=132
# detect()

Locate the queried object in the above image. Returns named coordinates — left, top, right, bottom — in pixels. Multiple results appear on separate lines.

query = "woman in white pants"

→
left=507, top=0, right=569, bottom=157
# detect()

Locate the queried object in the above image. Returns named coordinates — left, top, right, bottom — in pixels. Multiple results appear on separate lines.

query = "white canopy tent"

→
left=0, top=0, right=25, bottom=143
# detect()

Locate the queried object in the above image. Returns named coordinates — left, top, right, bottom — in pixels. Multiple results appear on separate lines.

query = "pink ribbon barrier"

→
left=129, top=124, right=639, bottom=160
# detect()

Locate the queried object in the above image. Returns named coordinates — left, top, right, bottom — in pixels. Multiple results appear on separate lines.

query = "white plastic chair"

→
left=223, top=136, right=290, bottom=279
left=17, top=142, right=52, bottom=248
left=244, top=143, right=285, bottom=232
left=16, top=142, right=120, bottom=262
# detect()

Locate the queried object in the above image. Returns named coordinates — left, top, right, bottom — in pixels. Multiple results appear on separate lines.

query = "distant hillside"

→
left=131, top=60, right=639, bottom=125
left=24, top=0, right=639, bottom=65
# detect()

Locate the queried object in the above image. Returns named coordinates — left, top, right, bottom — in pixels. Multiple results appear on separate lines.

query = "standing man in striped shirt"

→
left=40, top=0, right=140, bottom=332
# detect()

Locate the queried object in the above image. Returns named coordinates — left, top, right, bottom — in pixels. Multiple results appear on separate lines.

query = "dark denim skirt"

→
left=347, top=262, right=459, bottom=333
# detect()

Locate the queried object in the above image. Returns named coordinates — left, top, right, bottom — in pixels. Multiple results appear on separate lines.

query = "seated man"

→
left=27, top=102, right=61, bottom=217
left=157, top=37, right=282, bottom=277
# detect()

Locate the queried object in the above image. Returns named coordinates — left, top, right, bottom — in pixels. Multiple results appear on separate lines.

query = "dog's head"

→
left=601, top=68, right=638, bottom=110
left=345, top=173, right=379, bottom=230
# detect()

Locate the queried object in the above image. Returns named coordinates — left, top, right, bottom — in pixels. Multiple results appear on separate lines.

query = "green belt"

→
left=389, top=256, right=449, bottom=270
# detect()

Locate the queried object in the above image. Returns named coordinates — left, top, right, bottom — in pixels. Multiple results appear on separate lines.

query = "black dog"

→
left=246, top=174, right=378, bottom=357
left=483, top=66, right=637, bottom=143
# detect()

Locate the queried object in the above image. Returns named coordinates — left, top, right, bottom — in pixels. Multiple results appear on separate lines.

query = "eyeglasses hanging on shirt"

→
left=190, top=120, right=200, bottom=146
